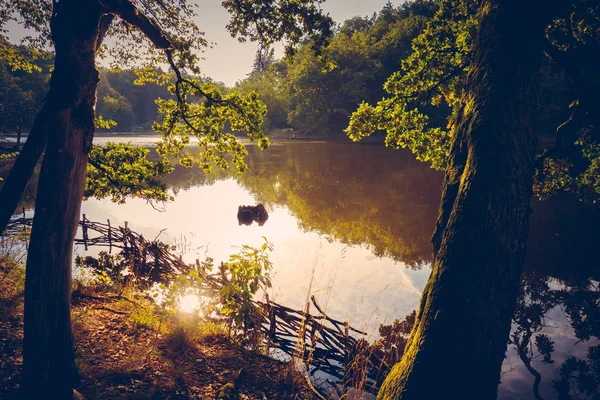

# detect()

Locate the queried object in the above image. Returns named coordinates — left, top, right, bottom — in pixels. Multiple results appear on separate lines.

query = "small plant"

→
left=158, top=237, right=274, bottom=348
left=196, top=320, right=228, bottom=344
left=131, top=306, right=159, bottom=330
left=219, top=238, right=273, bottom=347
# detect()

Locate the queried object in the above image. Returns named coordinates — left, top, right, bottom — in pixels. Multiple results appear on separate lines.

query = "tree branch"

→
left=513, top=330, right=545, bottom=400
left=96, top=13, right=115, bottom=49
left=393, top=63, right=468, bottom=105
left=101, top=0, right=249, bottom=140
left=87, top=157, right=154, bottom=193
left=98, top=0, right=171, bottom=49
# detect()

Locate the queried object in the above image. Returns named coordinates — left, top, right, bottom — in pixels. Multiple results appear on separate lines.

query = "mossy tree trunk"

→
left=20, top=0, right=104, bottom=397
left=378, top=1, right=544, bottom=399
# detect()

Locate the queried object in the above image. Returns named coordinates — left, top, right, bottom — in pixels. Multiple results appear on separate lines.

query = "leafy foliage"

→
left=346, top=0, right=476, bottom=169
left=154, top=79, right=269, bottom=173
left=219, top=238, right=273, bottom=340
left=85, top=142, right=174, bottom=203
left=222, top=0, right=333, bottom=58
left=94, top=115, right=117, bottom=130
left=0, top=1, right=51, bottom=72
left=553, top=346, right=600, bottom=400
left=535, top=130, right=600, bottom=204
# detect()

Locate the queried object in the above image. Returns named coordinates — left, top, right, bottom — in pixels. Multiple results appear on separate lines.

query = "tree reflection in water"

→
left=512, top=194, right=600, bottom=399
left=166, top=143, right=444, bottom=267
left=511, top=272, right=599, bottom=400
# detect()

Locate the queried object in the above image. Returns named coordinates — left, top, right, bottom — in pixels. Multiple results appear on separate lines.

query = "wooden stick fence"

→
left=4, top=214, right=392, bottom=394
left=254, top=295, right=392, bottom=393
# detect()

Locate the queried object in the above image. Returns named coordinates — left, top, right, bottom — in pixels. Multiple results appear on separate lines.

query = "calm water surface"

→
left=17, top=138, right=600, bottom=399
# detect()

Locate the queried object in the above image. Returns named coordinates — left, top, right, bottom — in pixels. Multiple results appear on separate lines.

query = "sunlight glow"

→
left=179, top=294, right=201, bottom=314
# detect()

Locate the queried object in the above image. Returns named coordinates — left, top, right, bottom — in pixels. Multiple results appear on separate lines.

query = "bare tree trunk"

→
left=20, top=0, right=103, bottom=397
left=378, top=1, right=544, bottom=399
left=0, top=111, right=47, bottom=233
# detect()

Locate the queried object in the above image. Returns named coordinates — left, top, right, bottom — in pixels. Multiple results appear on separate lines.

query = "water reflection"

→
left=503, top=271, right=600, bottom=400
left=3, top=140, right=599, bottom=399
left=166, top=143, right=443, bottom=267
left=503, top=196, right=600, bottom=400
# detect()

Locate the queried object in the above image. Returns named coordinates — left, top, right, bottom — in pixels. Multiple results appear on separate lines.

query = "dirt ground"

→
left=0, top=273, right=315, bottom=400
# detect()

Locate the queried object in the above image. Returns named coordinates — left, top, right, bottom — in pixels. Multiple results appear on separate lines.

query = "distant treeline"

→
left=236, top=0, right=573, bottom=139
left=236, top=0, right=439, bottom=137
left=0, top=0, right=574, bottom=138
left=0, top=51, right=165, bottom=134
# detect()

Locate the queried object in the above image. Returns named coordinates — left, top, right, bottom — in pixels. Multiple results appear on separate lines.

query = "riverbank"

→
left=0, top=270, right=315, bottom=400
left=1, top=129, right=359, bottom=143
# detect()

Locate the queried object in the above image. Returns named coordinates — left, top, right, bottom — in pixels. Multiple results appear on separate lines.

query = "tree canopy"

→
left=346, top=0, right=600, bottom=203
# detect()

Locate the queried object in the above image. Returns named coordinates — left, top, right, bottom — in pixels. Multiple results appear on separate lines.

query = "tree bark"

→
left=378, top=1, right=543, bottom=399
left=20, top=0, right=104, bottom=398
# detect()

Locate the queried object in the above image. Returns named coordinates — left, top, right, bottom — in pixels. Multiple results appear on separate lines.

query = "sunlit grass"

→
left=131, top=306, right=159, bottom=330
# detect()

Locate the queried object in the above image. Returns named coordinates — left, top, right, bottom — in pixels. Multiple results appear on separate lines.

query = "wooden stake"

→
left=82, top=214, right=88, bottom=251
left=107, top=219, right=112, bottom=254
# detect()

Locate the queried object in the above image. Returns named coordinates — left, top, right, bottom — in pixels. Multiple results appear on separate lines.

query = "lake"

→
left=11, top=138, right=600, bottom=399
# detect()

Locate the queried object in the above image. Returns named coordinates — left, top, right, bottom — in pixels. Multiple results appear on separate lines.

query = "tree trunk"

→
left=378, top=1, right=543, bottom=399
left=21, top=1, right=103, bottom=398
left=0, top=110, right=47, bottom=234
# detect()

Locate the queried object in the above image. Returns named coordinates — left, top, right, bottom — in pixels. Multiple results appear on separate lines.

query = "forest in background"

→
left=0, top=0, right=574, bottom=139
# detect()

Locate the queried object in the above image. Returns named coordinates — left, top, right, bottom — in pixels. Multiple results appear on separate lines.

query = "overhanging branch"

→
left=101, top=0, right=250, bottom=141
left=392, top=63, right=468, bottom=105
left=99, top=0, right=171, bottom=49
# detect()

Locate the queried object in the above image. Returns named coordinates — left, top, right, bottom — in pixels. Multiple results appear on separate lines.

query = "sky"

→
left=7, top=0, right=403, bottom=87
